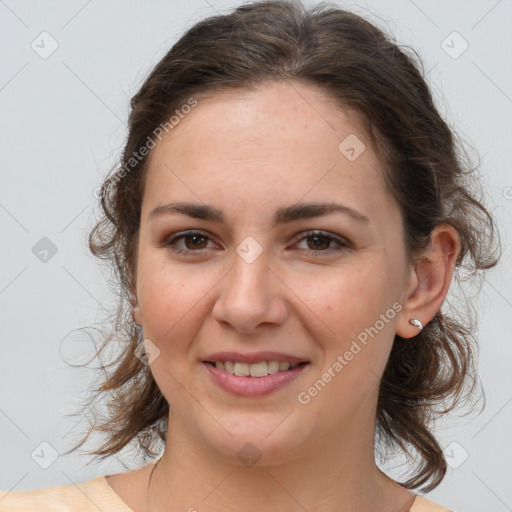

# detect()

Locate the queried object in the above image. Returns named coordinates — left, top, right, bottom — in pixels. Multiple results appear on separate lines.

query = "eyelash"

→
left=164, top=230, right=350, bottom=256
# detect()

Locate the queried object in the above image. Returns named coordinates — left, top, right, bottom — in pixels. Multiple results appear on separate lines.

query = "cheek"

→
left=330, top=266, right=399, bottom=374
left=291, top=261, right=394, bottom=338
left=293, top=261, right=399, bottom=389
left=136, top=257, right=214, bottom=346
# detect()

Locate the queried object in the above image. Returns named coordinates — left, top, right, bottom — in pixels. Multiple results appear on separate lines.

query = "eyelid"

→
left=294, top=230, right=350, bottom=249
left=291, top=230, right=351, bottom=256
left=163, top=229, right=219, bottom=252
left=164, top=229, right=351, bottom=255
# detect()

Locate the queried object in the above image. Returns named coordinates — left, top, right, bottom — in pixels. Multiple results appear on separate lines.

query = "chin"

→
left=194, top=412, right=312, bottom=467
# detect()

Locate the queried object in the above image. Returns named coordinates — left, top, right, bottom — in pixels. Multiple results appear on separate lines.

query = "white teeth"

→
left=267, top=361, right=280, bottom=374
left=212, top=360, right=301, bottom=377
left=249, top=361, right=268, bottom=377
left=234, top=362, right=250, bottom=376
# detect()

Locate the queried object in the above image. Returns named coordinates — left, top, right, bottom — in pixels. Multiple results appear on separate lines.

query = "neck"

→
left=145, top=411, right=415, bottom=512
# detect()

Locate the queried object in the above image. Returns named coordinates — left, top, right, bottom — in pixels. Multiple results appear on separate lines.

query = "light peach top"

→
left=0, top=475, right=454, bottom=512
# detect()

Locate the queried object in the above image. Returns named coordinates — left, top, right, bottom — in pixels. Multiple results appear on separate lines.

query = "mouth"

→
left=202, top=360, right=310, bottom=397
left=203, top=360, right=309, bottom=378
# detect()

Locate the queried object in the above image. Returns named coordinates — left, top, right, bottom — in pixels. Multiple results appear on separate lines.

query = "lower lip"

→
left=202, top=362, right=309, bottom=397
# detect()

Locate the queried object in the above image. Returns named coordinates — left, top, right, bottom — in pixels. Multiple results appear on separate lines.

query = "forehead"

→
left=141, top=81, right=392, bottom=225
left=163, top=81, right=371, bottom=154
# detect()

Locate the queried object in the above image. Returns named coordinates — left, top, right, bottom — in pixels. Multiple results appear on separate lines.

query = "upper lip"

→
left=202, top=351, right=309, bottom=364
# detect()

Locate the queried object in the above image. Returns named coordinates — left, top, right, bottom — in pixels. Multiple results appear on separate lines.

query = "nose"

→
left=211, top=247, right=288, bottom=335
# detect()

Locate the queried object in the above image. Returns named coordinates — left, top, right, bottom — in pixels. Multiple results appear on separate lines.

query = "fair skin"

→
left=106, top=81, right=460, bottom=512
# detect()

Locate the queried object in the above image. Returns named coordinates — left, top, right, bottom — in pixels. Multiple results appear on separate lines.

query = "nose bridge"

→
left=231, top=242, right=269, bottom=296
left=212, top=238, right=287, bottom=332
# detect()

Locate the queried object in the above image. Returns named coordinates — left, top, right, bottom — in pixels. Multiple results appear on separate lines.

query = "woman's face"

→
left=134, top=81, right=415, bottom=464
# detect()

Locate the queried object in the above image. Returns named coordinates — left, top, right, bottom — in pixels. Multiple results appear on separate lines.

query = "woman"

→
left=0, top=1, right=500, bottom=511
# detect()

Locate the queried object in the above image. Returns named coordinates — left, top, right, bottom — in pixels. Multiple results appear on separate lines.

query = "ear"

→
left=396, top=224, right=461, bottom=338
left=132, top=303, right=143, bottom=326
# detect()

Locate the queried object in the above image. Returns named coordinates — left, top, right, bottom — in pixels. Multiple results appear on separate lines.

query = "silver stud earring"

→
left=409, top=318, right=423, bottom=331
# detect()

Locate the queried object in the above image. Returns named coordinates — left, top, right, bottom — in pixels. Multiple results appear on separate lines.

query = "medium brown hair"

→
left=66, top=0, right=501, bottom=492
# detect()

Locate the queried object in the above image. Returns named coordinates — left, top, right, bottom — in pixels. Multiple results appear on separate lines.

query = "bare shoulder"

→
left=0, top=476, right=103, bottom=511
left=0, top=464, right=155, bottom=512
left=411, top=494, right=454, bottom=512
left=105, top=463, right=155, bottom=512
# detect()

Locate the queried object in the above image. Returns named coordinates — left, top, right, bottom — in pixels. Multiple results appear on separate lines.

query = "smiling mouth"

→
left=204, top=360, right=309, bottom=378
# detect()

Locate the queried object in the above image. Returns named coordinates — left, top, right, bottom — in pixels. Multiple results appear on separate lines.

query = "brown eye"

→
left=165, top=231, right=215, bottom=254
left=306, top=235, right=331, bottom=251
left=182, top=234, right=208, bottom=250
left=295, top=231, right=350, bottom=255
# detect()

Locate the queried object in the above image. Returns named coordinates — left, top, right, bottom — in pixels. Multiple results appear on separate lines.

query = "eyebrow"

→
left=148, top=201, right=370, bottom=226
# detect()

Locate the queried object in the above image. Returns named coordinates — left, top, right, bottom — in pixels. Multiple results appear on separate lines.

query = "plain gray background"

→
left=1, top=1, right=511, bottom=510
